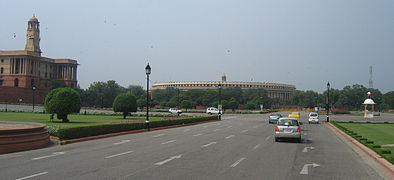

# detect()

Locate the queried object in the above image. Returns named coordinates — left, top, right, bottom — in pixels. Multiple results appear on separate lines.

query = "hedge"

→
left=332, top=111, right=351, bottom=115
left=52, top=115, right=218, bottom=140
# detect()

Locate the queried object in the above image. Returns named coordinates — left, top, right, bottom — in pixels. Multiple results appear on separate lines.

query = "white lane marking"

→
left=302, top=146, right=315, bottom=153
left=253, top=144, right=261, bottom=150
left=16, top=172, right=48, bottom=180
left=113, top=140, right=131, bottom=145
left=300, top=163, right=320, bottom=174
left=216, top=123, right=221, bottom=125
left=193, top=133, right=202, bottom=137
left=161, top=140, right=177, bottom=145
left=32, top=152, right=66, bottom=160
left=213, top=128, right=221, bottom=132
left=184, top=129, right=190, bottom=132
left=241, top=130, right=249, bottom=133
left=230, top=158, right=245, bottom=167
left=202, top=142, right=217, bottom=148
left=265, top=136, right=271, bottom=141
left=154, top=154, right=182, bottom=166
left=253, top=126, right=258, bottom=129
left=227, top=126, right=233, bottom=128
left=153, top=133, right=165, bottom=137
left=105, top=150, right=134, bottom=159
left=225, top=135, right=235, bottom=139
left=203, top=126, right=208, bottom=128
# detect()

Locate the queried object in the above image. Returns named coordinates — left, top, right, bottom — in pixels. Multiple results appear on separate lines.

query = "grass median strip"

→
left=332, top=122, right=394, bottom=164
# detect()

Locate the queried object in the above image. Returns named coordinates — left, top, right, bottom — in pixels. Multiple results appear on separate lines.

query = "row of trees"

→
left=49, top=80, right=393, bottom=111
left=290, top=84, right=394, bottom=110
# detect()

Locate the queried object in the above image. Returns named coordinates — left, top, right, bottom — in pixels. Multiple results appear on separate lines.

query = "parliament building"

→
left=151, top=74, right=295, bottom=101
left=0, top=16, right=78, bottom=104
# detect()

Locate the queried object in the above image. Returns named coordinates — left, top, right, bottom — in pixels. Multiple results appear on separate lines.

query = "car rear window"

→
left=278, top=119, right=298, bottom=126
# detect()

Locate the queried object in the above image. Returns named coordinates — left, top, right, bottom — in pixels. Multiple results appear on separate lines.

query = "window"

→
left=14, top=78, right=19, bottom=87
left=0, top=67, right=3, bottom=74
left=0, top=80, right=3, bottom=86
left=1, top=59, right=4, bottom=63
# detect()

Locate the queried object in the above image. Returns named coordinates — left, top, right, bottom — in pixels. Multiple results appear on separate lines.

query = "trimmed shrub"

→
left=332, top=111, right=351, bottom=114
left=45, top=88, right=81, bottom=122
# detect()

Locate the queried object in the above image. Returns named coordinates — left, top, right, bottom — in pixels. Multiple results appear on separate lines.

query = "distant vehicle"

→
left=288, top=112, right=300, bottom=122
left=308, top=112, right=319, bottom=124
left=274, top=118, right=302, bottom=143
left=206, top=107, right=222, bottom=115
left=269, top=113, right=282, bottom=124
left=169, top=108, right=182, bottom=115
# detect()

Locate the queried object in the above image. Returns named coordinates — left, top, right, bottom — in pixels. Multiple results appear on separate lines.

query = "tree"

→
left=181, top=100, right=195, bottom=111
left=383, top=91, right=394, bottom=109
left=228, top=98, right=239, bottom=111
left=137, top=98, right=146, bottom=109
left=245, top=101, right=257, bottom=110
left=45, top=88, right=81, bottom=122
left=47, top=80, right=67, bottom=90
left=113, top=92, right=137, bottom=119
left=85, top=80, right=123, bottom=108
left=126, top=85, right=145, bottom=99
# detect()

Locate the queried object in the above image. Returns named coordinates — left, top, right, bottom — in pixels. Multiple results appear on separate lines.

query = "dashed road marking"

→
left=193, top=133, right=202, bottom=137
left=225, top=135, right=235, bottom=139
left=153, top=133, right=165, bottom=138
left=184, top=129, right=190, bottom=132
left=265, top=136, right=271, bottom=141
left=202, top=142, right=217, bottom=148
left=16, top=172, right=48, bottom=180
left=161, top=140, right=177, bottom=145
left=32, top=152, right=66, bottom=160
left=154, top=154, right=182, bottom=166
left=253, top=144, right=261, bottom=150
left=230, top=158, right=245, bottom=167
left=113, top=140, right=130, bottom=145
left=242, top=130, right=249, bottom=133
left=105, top=151, right=134, bottom=159
left=213, top=129, right=221, bottom=132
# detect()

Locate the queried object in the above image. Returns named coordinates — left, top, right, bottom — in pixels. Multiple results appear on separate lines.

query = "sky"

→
left=1, top=0, right=393, bottom=93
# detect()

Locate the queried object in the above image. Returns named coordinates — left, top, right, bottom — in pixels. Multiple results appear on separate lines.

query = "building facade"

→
left=0, top=16, right=78, bottom=104
left=151, top=74, right=295, bottom=101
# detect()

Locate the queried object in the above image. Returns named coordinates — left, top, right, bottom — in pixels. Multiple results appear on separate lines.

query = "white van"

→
left=206, top=107, right=222, bottom=115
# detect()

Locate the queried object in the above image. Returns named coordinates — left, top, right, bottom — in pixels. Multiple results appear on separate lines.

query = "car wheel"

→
left=297, top=138, right=302, bottom=143
left=208, top=113, right=212, bottom=115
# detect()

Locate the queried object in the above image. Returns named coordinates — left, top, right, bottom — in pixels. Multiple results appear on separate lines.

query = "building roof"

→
left=29, top=16, right=38, bottom=22
left=363, top=99, right=376, bottom=105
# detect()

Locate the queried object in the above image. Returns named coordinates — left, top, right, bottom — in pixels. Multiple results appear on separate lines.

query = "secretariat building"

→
left=0, top=16, right=78, bottom=104
left=152, top=74, right=295, bottom=101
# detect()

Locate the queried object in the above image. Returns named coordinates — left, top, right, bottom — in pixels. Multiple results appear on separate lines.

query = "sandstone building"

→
left=151, top=74, right=295, bottom=101
left=0, top=16, right=78, bottom=104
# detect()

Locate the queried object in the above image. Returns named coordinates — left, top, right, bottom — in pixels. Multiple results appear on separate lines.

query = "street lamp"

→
left=145, top=63, right=151, bottom=131
left=326, top=82, right=330, bottom=122
left=218, top=83, right=222, bottom=120
left=32, top=85, right=37, bottom=112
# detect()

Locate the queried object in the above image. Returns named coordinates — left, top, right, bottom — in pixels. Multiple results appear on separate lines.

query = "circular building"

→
left=151, top=74, right=295, bottom=101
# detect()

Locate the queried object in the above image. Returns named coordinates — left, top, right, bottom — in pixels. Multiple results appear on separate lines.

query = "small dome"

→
left=363, top=99, right=375, bottom=105
left=29, top=16, right=38, bottom=22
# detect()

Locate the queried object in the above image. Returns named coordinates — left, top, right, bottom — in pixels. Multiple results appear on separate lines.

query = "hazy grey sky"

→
left=1, top=0, right=393, bottom=93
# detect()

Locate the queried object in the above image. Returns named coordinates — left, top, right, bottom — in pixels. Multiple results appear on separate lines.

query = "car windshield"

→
left=270, top=113, right=280, bottom=116
left=310, top=113, right=318, bottom=117
left=278, top=119, right=298, bottom=126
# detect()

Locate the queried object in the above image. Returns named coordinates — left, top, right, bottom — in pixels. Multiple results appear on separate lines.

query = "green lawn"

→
left=337, top=123, right=394, bottom=145
left=0, top=112, right=161, bottom=128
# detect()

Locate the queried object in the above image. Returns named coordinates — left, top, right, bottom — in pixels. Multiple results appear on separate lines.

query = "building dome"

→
left=29, top=16, right=38, bottom=22
left=363, top=99, right=375, bottom=105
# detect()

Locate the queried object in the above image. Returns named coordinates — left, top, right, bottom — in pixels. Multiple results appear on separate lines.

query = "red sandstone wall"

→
left=0, top=86, right=47, bottom=104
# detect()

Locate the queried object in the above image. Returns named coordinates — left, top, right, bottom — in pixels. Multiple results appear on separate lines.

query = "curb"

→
left=327, top=122, right=394, bottom=174
left=60, top=119, right=220, bottom=145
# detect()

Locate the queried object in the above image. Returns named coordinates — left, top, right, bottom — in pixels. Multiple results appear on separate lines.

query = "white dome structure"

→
left=363, top=99, right=376, bottom=105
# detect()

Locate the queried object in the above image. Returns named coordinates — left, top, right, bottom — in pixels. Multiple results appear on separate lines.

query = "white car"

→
left=206, top=107, right=222, bottom=115
left=169, top=108, right=182, bottom=115
left=308, top=112, right=319, bottom=124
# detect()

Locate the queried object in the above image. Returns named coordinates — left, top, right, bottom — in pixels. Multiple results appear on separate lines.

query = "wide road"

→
left=0, top=112, right=385, bottom=180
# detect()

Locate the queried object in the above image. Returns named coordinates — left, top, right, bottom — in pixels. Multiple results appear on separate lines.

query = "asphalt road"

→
left=0, top=112, right=386, bottom=180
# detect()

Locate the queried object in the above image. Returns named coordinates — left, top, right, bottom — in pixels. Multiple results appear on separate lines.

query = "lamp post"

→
left=218, top=83, right=222, bottom=120
left=177, top=89, right=180, bottom=116
left=32, top=85, right=37, bottom=112
left=326, top=82, right=330, bottom=122
left=145, top=63, right=151, bottom=131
